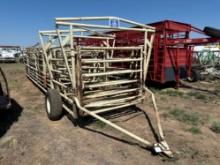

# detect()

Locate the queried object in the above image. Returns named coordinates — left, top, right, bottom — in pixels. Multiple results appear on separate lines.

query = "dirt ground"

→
left=0, top=63, right=220, bottom=165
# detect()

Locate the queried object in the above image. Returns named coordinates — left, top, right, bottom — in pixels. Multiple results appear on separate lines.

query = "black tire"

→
left=204, top=26, right=220, bottom=38
left=187, top=69, right=201, bottom=82
left=45, top=89, right=63, bottom=121
left=0, top=96, right=10, bottom=111
left=0, top=83, right=4, bottom=96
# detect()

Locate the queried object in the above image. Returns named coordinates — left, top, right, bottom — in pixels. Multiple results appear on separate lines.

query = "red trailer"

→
left=148, top=20, right=220, bottom=85
left=108, top=20, right=220, bottom=86
left=147, top=20, right=198, bottom=85
left=75, top=20, right=220, bottom=86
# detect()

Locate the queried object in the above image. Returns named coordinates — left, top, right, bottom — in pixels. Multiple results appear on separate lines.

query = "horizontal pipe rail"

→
left=55, top=16, right=155, bottom=30
left=81, top=46, right=142, bottom=50
left=84, top=88, right=140, bottom=99
left=82, top=69, right=142, bottom=77
left=92, top=99, right=142, bottom=114
left=81, top=58, right=142, bottom=63
left=84, top=95, right=141, bottom=108
left=56, top=21, right=151, bottom=32
left=84, top=79, right=138, bottom=88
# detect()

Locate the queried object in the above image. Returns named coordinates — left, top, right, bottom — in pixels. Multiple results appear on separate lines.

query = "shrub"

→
left=187, top=127, right=201, bottom=134
left=210, top=122, right=220, bottom=133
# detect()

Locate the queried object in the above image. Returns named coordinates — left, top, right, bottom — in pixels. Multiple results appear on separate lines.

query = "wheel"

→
left=187, top=69, right=201, bottom=82
left=0, top=96, right=10, bottom=111
left=45, top=89, right=63, bottom=121
left=0, top=83, right=4, bottom=96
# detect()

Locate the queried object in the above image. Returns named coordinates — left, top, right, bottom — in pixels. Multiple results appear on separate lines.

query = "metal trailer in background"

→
left=24, top=17, right=173, bottom=157
left=110, top=20, right=220, bottom=86
left=147, top=20, right=220, bottom=85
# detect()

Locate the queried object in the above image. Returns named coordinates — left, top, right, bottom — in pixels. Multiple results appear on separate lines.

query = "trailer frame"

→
left=25, top=16, right=172, bottom=157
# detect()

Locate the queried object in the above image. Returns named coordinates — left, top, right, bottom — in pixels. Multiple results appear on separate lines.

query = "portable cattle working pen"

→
left=25, top=16, right=172, bottom=157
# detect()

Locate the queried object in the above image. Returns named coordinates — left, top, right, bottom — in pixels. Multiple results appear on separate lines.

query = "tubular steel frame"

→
left=25, top=16, right=172, bottom=157
left=147, top=20, right=220, bottom=85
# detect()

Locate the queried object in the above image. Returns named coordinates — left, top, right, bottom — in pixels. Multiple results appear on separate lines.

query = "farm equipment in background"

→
left=147, top=20, right=220, bottom=85
left=110, top=20, right=220, bottom=86
left=193, top=45, right=220, bottom=80
left=25, top=16, right=173, bottom=157
left=0, top=66, right=11, bottom=111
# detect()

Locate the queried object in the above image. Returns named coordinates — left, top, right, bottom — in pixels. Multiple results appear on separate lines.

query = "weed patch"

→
left=167, top=108, right=209, bottom=126
left=210, top=122, right=220, bottom=133
left=187, top=127, right=202, bottom=134
left=187, top=92, right=208, bottom=100
left=160, top=90, right=184, bottom=97
left=94, top=120, right=106, bottom=129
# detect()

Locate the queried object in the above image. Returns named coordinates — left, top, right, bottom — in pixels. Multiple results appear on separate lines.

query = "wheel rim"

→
left=46, top=98, right=51, bottom=114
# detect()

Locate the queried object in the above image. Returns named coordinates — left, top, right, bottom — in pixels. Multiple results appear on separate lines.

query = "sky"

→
left=0, top=0, right=220, bottom=47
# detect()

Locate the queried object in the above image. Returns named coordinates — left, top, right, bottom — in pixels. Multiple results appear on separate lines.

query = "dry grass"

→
left=166, top=108, right=209, bottom=126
